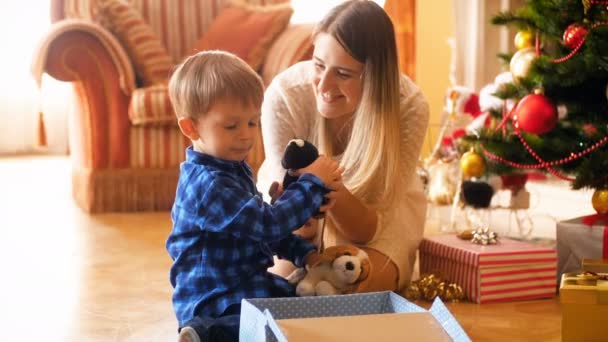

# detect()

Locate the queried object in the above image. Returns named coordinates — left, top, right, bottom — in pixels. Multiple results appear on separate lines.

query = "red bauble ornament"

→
left=514, top=93, right=557, bottom=135
left=563, top=24, right=588, bottom=49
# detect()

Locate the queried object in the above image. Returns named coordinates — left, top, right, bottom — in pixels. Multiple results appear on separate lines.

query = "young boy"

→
left=166, top=50, right=342, bottom=342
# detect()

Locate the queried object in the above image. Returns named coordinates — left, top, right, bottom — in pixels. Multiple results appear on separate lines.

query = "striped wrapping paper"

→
left=420, top=234, right=557, bottom=303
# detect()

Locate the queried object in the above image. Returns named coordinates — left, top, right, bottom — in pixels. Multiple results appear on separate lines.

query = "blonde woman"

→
left=257, top=0, right=429, bottom=293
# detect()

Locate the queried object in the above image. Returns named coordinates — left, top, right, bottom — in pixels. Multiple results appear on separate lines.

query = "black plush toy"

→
left=282, top=139, right=319, bottom=189
left=281, top=138, right=326, bottom=217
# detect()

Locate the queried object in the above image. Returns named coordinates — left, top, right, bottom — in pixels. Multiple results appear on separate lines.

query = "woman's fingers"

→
left=268, top=181, right=283, bottom=204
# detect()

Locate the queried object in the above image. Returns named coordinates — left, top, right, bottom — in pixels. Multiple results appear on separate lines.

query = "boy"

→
left=166, top=51, right=342, bottom=342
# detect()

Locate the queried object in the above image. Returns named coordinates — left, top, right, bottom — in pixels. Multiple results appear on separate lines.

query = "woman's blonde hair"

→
left=313, top=0, right=402, bottom=207
left=168, top=50, right=264, bottom=120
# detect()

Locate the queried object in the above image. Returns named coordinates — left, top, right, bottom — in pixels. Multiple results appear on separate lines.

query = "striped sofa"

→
left=32, top=0, right=314, bottom=213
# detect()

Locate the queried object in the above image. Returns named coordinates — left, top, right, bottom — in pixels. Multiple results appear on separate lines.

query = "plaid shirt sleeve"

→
left=201, top=173, right=328, bottom=241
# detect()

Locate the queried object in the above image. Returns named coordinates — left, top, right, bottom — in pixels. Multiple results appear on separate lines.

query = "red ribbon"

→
left=581, top=213, right=608, bottom=259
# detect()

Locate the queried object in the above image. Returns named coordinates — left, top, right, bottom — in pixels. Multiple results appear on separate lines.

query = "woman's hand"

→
left=295, top=218, right=318, bottom=241
left=268, top=181, right=283, bottom=204
left=298, top=155, right=343, bottom=188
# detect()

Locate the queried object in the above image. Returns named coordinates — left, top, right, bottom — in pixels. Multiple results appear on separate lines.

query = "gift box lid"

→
left=583, top=259, right=608, bottom=274
left=421, top=234, right=557, bottom=269
left=560, top=273, right=608, bottom=305
left=559, top=215, right=608, bottom=227
left=239, top=291, right=471, bottom=342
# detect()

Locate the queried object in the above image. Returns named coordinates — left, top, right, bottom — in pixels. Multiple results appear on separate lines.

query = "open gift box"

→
left=239, top=291, right=471, bottom=341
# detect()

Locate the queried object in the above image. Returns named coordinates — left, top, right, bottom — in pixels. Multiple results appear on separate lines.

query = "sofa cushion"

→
left=192, top=1, right=293, bottom=71
left=261, top=23, right=314, bottom=85
left=99, top=0, right=173, bottom=85
left=129, top=84, right=176, bottom=126
left=129, top=125, right=190, bottom=168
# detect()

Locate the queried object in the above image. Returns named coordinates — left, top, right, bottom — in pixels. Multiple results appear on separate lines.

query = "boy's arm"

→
left=270, top=234, right=317, bottom=268
left=201, top=173, right=329, bottom=242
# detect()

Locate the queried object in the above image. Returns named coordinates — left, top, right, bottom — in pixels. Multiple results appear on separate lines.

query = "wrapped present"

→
left=560, top=272, right=608, bottom=342
left=582, top=258, right=608, bottom=274
left=556, top=215, right=608, bottom=280
left=420, top=234, right=557, bottom=303
left=239, top=291, right=471, bottom=341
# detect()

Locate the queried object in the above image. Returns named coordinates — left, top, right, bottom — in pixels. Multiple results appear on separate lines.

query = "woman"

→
left=257, top=0, right=429, bottom=292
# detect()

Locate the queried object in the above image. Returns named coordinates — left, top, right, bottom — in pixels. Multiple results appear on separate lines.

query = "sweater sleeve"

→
left=398, top=78, right=430, bottom=188
left=257, top=63, right=316, bottom=202
left=257, top=82, right=294, bottom=202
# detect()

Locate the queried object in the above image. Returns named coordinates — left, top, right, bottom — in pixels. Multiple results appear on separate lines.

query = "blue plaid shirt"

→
left=167, top=147, right=327, bottom=327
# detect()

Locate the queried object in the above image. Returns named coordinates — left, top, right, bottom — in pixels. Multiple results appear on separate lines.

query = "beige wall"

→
left=415, top=1, right=453, bottom=158
left=415, top=1, right=524, bottom=158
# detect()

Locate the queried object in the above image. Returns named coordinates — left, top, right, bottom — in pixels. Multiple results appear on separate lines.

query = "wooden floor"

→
left=0, top=156, right=563, bottom=341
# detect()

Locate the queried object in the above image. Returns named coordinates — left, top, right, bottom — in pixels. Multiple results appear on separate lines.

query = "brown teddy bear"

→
left=287, top=245, right=371, bottom=296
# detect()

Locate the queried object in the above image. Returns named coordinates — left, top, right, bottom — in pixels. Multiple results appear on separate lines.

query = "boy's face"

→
left=189, top=98, right=260, bottom=161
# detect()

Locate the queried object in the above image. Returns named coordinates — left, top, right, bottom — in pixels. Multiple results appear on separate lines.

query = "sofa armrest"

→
left=261, top=23, right=314, bottom=86
left=31, top=19, right=136, bottom=169
left=32, top=19, right=136, bottom=95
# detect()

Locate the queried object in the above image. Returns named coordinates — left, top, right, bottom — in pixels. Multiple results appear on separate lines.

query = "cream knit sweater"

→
left=257, top=61, right=429, bottom=289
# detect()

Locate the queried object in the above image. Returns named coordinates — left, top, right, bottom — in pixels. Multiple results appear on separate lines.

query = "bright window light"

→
left=0, top=1, right=51, bottom=90
left=291, top=0, right=386, bottom=24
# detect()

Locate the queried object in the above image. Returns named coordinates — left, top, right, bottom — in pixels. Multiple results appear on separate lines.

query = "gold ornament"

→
left=514, top=31, right=534, bottom=50
left=592, top=189, right=608, bottom=214
left=404, top=274, right=465, bottom=303
left=583, top=0, right=591, bottom=15
left=457, top=229, right=474, bottom=240
left=460, top=148, right=486, bottom=179
left=510, top=47, right=536, bottom=83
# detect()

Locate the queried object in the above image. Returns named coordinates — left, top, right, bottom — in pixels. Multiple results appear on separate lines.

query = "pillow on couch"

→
left=99, top=0, right=173, bottom=85
left=192, top=1, right=293, bottom=71
left=261, top=23, right=314, bottom=85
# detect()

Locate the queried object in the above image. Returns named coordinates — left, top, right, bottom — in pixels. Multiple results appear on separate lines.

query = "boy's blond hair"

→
left=168, top=50, right=264, bottom=120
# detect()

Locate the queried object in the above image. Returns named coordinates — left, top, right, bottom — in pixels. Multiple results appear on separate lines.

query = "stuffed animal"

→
left=281, top=138, right=320, bottom=189
left=281, top=138, right=326, bottom=217
left=287, top=245, right=371, bottom=296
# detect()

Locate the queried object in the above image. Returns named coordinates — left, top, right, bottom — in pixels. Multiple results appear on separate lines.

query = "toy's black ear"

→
left=281, top=139, right=319, bottom=170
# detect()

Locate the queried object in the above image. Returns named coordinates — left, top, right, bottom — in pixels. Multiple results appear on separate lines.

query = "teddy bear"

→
left=287, top=245, right=371, bottom=296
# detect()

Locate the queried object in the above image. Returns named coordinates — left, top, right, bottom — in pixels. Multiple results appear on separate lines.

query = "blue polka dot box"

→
left=239, top=291, right=471, bottom=342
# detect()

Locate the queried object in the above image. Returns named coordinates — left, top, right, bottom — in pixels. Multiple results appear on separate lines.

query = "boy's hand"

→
left=297, top=156, right=343, bottom=189
left=317, top=169, right=344, bottom=213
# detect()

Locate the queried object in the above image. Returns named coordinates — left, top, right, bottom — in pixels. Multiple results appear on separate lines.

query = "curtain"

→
left=384, top=0, right=416, bottom=80
left=450, top=0, right=525, bottom=91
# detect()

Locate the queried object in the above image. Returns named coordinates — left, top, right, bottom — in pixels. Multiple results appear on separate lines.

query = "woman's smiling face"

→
left=312, top=33, right=364, bottom=120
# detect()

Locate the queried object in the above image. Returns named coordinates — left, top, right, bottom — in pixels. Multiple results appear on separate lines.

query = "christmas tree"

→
left=457, top=0, right=608, bottom=212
